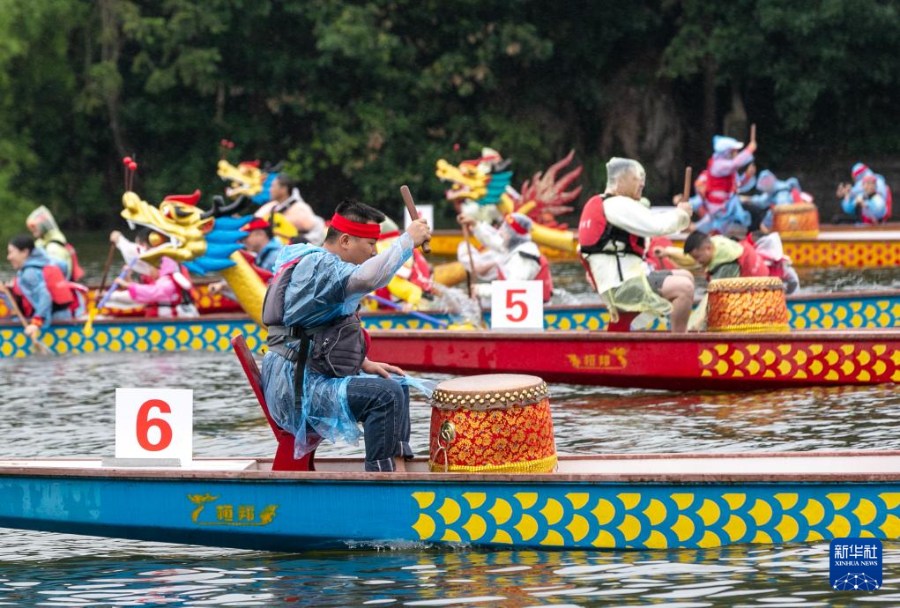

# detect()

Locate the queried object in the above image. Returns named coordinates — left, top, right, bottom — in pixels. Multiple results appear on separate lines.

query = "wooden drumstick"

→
left=400, top=185, right=431, bottom=254
left=682, top=166, right=692, bottom=203
left=750, top=123, right=757, bottom=146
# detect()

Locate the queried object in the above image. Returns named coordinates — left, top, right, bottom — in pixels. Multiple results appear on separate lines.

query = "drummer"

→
left=578, top=157, right=694, bottom=332
left=260, top=199, right=431, bottom=472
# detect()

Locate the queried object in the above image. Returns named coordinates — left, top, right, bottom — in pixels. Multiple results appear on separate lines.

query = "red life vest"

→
left=705, top=158, right=736, bottom=205
left=736, top=241, right=769, bottom=278
left=48, top=239, right=85, bottom=281
left=13, top=264, right=84, bottom=317
left=578, top=195, right=645, bottom=257
left=534, top=254, right=554, bottom=302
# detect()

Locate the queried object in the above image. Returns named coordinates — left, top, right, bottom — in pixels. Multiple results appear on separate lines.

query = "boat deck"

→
left=3, top=451, right=900, bottom=483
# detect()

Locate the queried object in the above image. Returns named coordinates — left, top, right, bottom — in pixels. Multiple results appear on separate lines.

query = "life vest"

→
left=578, top=195, right=645, bottom=257
left=13, top=264, right=85, bottom=317
left=49, top=239, right=85, bottom=281
left=736, top=240, right=769, bottom=278
left=262, top=255, right=367, bottom=386
left=705, top=158, right=737, bottom=206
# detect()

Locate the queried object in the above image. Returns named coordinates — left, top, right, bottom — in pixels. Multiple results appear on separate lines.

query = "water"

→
left=0, top=236, right=899, bottom=605
left=1, top=350, right=899, bottom=606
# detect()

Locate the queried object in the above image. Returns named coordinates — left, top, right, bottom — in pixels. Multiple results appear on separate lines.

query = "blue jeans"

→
left=346, top=377, right=412, bottom=471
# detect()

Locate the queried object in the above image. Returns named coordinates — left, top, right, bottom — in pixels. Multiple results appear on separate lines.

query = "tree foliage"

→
left=0, top=0, right=896, bottom=239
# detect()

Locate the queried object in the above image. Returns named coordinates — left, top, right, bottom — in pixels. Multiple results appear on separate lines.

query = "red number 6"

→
left=136, top=399, right=173, bottom=451
left=505, top=289, right=528, bottom=322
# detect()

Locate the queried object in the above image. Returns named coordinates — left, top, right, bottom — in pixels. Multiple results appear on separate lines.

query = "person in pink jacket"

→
left=106, top=230, right=198, bottom=317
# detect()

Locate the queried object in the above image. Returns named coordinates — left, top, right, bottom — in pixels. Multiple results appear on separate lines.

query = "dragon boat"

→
left=3, top=450, right=900, bottom=553
left=426, top=226, right=900, bottom=268
left=1, top=290, right=897, bottom=359
left=1, top=338, right=899, bottom=553
left=10, top=185, right=888, bottom=393
left=433, top=151, right=900, bottom=268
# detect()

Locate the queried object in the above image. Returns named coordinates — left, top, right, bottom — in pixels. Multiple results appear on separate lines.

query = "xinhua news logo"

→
left=830, top=538, right=882, bottom=592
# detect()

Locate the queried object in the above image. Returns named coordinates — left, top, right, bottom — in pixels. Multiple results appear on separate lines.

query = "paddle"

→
left=0, top=282, right=51, bottom=355
left=84, top=257, right=137, bottom=337
left=399, top=185, right=431, bottom=254
left=458, top=221, right=489, bottom=329
left=97, top=243, right=117, bottom=295
left=365, top=293, right=449, bottom=328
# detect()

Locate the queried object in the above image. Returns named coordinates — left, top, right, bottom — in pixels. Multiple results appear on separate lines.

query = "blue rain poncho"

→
left=260, top=233, right=433, bottom=457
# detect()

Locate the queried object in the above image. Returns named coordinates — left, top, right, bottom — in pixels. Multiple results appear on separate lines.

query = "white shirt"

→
left=585, top=195, right=690, bottom=295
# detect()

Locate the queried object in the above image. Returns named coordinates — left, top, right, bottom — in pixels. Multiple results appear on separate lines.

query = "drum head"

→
left=435, top=374, right=543, bottom=394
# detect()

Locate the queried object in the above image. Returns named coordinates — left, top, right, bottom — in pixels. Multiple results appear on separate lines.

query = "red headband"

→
left=505, top=214, right=528, bottom=235
left=330, top=213, right=381, bottom=239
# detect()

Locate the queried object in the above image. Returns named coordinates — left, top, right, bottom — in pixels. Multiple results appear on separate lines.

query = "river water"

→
left=0, top=237, right=899, bottom=606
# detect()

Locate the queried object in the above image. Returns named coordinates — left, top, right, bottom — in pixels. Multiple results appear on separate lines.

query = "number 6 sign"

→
left=490, top=280, right=544, bottom=330
left=115, top=388, right=192, bottom=463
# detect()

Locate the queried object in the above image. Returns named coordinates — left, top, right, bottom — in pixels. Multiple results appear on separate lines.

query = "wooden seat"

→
left=231, top=334, right=316, bottom=471
left=606, top=311, right=638, bottom=332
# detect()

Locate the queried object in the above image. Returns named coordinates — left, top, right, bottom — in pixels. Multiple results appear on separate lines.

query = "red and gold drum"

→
left=429, top=374, right=556, bottom=473
left=772, top=202, right=819, bottom=238
left=707, top=276, right=789, bottom=333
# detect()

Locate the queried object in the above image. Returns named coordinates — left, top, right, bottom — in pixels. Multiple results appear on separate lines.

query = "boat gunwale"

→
left=4, top=450, right=900, bottom=484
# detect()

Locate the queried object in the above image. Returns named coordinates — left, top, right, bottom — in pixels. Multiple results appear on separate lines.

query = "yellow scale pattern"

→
left=0, top=322, right=264, bottom=358
left=411, top=489, right=900, bottom=549
left=699, top=343, right=900, bottom=383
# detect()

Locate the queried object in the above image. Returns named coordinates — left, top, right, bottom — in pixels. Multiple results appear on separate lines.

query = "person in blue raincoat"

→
left=261, top=199, right=432, bottom=472
left=6, top=234, right=81, bottom=339
left=743, top=169, right=806, bottom=231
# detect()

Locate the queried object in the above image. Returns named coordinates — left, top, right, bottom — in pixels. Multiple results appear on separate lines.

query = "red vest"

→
left=13, top=264, right=82, bottom=317
left=736, top=241, right=769, bottom=278
left=705, top=158, right=736, bottom=205
left=578, top=195, right=645, bottom=257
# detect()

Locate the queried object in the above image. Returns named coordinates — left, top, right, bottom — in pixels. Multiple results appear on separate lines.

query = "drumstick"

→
left=750, top=123, right=756, bottom=146
left=400, top=185, right=431, bottom=254
left=681, top=167, right=692, bottom=203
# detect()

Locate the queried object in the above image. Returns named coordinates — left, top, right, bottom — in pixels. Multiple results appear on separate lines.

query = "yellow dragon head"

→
left=216, top=159, right=265, bottom=199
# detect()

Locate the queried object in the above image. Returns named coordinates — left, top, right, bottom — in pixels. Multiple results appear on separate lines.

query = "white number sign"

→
left=405, top=204, right=434, bottom=230
left=490, top=280, right=544, bottom=330
left=115, top=388, right=193, bottom=463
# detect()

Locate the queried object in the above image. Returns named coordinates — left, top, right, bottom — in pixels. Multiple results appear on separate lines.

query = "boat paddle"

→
left=458, top=221, right=489, bottom=329
left=399, top=185, right=431, bottom=254
left=84, top=257, right=138, bottom=337
left=365, top=293, right=449, bottom=328
left=0, top=282, right=51, bottom=355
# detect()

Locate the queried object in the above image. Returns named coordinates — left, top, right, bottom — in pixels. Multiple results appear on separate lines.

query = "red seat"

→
left=606, top=311, right=638, bottom=332
left=231, top=334, right=316, bottom=471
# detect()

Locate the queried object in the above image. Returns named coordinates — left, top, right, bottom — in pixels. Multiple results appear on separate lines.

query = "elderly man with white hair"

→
left=457, top=211, right=554, bottom=303
left=578, top=157, right=694, bottom=332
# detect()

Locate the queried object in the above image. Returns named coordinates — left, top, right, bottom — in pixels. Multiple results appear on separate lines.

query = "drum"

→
left=772, top=202, right=819, bottom=238
left=429, top=374, right=556, bottom=473
left=707, top=276, right=789, bottom=333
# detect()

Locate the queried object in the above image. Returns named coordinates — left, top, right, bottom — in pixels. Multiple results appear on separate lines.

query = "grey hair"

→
left=605, top=157, right=645, bottom=192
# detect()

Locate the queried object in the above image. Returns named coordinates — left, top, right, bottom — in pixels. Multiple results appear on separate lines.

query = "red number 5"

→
left=136, top=399, right=173, bottom=451
left=506, top=289, right=528, bottom=322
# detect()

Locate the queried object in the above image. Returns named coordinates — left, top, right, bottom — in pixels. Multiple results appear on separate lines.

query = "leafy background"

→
left=0, top=0, right=896, bottom=238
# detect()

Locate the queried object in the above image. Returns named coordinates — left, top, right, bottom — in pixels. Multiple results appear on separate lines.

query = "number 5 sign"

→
left=490, top=280, right=544, bottom=330
left=115, top=388, right=192, bottom=463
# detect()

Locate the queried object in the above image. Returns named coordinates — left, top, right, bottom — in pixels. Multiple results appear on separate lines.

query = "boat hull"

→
left=2, top=291, right=897, bottom=359
left=367, top=329, right=900, bottom=390
left=1, top=453, right=900, bottom=552
left=429, top=228, right=900, bottom=268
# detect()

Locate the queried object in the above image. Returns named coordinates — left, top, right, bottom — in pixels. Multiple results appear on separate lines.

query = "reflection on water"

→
left=1, top=349, right=900, bottom=604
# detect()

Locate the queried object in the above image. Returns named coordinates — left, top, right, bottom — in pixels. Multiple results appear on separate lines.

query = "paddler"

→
left=695, top=134, right=755, bottom=237
left=578, top=157, right=694, bottom=332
